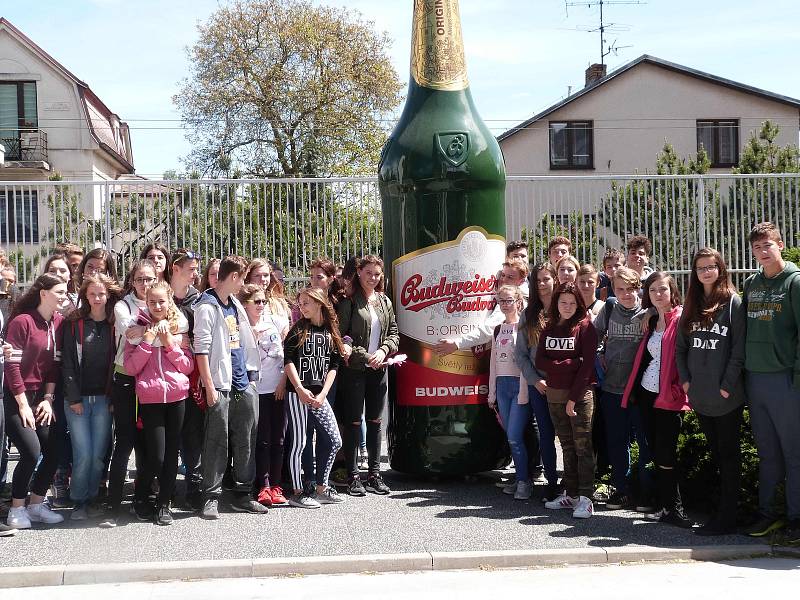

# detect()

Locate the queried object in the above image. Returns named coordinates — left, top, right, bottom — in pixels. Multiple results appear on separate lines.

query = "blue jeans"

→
left=64, top=395, right=112, bottom=504
left=746, top=371, right=800, bottom=520
left=496, top=376, right=531, bottom=482
left=528, top=384, right=557, bottom=484
left=601, top=390, right=652, bottom=496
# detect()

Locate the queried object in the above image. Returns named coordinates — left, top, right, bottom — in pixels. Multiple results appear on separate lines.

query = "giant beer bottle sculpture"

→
left=379, top=0, right=509, bottom=474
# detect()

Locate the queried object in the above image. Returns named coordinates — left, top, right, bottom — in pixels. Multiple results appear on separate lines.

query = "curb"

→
left=0, top=544, right=777, bottom=589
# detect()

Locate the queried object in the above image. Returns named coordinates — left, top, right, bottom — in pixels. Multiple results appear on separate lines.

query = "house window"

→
left=549, top=121, right=594, bottom=169
left=697, top=120, right=738, bottom=168
left=0, top=190, right=39, bottom=244
left=0, top=82, right=38, bottom=160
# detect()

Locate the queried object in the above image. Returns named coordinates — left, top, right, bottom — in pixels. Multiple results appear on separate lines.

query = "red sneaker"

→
left=270, top=486, right=288, bottom=505
left=256, top=486, right=273, bottom=507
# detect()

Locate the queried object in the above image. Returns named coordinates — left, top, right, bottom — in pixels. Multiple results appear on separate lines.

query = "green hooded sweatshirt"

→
left=744, top=261, right=800, bottom=387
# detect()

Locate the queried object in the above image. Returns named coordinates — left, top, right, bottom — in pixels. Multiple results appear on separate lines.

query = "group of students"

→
left=0, top=243, right=399, bottom=535
left=439, top=223, right=799, bottom=542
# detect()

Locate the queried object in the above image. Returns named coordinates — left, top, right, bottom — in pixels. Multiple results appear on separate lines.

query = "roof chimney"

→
left=585, top=63, right=607, bottom=87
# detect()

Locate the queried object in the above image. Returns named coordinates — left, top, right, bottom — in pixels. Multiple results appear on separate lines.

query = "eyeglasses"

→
left=695, top=265, right=719, bottom=274
left=172, top=250, right=201, bottom=264
left=133, top=277, right=156, bottom=285
left=497, top=298, right=517, bottom=305
left=245, top=299, right=267, bottom=305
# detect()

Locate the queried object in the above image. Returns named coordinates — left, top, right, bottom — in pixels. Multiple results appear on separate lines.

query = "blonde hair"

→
left=146, top=280, right=181, bottom=333
left=612, top=266, right=641, bottom=290
left=557, top=255, right=580, bottom=271
left=497, top=284, right=524, bottom=304
left=502, top=257, right=529, bottom=279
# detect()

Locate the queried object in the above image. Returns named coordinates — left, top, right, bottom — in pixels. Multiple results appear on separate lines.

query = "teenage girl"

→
left=536, top=282, right=598, bottom=519
left=239, top=283, right=288, bottom=507
left=515, top=263, right=560, bottom=501
left=284, top=287, right=344, bottom=508
left=141, top=243, right=171, bottom=283
left=4, top=274, right=67, bottom=529
left=488, top=285, right=531, bottom=500
left=124, top=281, right=192, bottom=525
left=61, top=274, right=120, bottom=521
left=103, top=259, right=157, bottom=527
left=200, top=258, right=221, bottom=291
left=622, top=272, right=692, bottom=528
left=336, top=255, right=399, bottom=496
left=677, top=249, right=745, bottom=535
left=557, top=255, right=580, bottom=286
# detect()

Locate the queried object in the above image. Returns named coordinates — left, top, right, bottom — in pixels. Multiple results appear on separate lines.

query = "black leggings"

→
left=338, top=367, right=387, bottom=477
left=137, top=400, right=186, bottom=506
left=107, top=373, right=147, bottom=509
left=3, top=392, right=61, bottom=499
left=255, top=392, right=288, bottom=489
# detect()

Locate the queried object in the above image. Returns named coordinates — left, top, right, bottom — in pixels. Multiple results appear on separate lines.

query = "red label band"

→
left=395, top=359, right=489, bottom=407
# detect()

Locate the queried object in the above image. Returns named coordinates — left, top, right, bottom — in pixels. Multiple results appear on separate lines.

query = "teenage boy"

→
left=506, top=240, right=529, bottom=264
left=743, top=222, right=800, bottom=542
left=194, top=255, right=267, bottom=518
left=596, top=247, right=625, bottom=301
left=547, top=236, right=572, bottom=268
left=625, top=236, right=653, bottom=280
left=171, top=249, right=204, bottom=511
left=592, top=266, right=653, bottom=511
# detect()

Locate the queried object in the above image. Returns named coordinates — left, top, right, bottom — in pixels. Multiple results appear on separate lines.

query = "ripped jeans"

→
left=547, top=387, right=595, bottom=498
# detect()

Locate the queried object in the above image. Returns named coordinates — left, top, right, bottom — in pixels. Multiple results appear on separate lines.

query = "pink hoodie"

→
left=621, top=305, right=689, bottom=412
left=123, top=311, right=193, bottom=404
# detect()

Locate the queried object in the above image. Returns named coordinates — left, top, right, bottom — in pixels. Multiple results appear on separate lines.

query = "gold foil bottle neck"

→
left=411, top=0, right=469, bottom=91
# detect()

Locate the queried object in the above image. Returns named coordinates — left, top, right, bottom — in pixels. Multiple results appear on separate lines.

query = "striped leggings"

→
left=287, top=391, right=342, bottom=491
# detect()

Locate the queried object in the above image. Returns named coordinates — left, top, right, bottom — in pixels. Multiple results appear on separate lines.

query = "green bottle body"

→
left=379, top=0, right=509, bottom=475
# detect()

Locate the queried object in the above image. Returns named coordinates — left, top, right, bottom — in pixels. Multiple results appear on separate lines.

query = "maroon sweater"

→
left=535, top=317, right=598, bottom=402
left=4, top=310, right=63, bottom=397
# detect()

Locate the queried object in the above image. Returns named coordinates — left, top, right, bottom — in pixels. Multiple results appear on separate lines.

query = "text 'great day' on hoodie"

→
left=535, top=317, right=598, bottom=402
left=744, top=260, right=800, bottom=387
left=676, top=294, right=746, bottom=417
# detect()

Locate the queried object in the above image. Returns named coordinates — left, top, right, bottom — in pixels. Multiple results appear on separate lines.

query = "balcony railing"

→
left=0, top=129, right=48, bottom=163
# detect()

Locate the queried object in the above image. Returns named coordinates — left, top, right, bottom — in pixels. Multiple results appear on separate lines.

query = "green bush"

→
left=782, top=246, right=800, bottom=264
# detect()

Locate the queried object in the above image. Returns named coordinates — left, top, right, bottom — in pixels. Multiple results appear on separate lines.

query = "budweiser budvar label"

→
left=392, top=226, right=505, bottom=406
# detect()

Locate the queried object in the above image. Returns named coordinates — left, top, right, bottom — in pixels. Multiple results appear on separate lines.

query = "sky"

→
left=4, top=0, right=799, bottom=177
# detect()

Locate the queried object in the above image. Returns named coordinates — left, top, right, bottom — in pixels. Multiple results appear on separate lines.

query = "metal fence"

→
left=0, top=174, right=798, bottom=289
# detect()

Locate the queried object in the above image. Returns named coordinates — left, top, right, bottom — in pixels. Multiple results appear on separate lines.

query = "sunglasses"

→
left=172, top=250, right=202, bottom=264
left=245, top=299, right=267, bottom=305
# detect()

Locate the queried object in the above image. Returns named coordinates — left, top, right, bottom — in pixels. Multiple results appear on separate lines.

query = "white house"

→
left=499, top=55, right=800, bottom=175
left=0, top=17, right=134, bottom=246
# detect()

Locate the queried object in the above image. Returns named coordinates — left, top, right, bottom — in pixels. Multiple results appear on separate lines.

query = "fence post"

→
left=104, top=180, right=112, bottom=250
left=697, top=176, right=706, bottom=249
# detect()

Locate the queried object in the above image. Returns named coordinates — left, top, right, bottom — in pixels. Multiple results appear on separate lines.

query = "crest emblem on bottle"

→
left=436, top=132, right=470, bottom=167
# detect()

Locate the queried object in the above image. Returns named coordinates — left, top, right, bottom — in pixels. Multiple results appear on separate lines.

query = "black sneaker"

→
left=365, top=473, right=390, bottom=495
left=606, top=492, right=630, bottom=510
left=231, top=496, right=269, bottom=514
left=156, top=505, right=174, bottom=526
left=744, top=516, right=785, bottom=537
left=348, top=476, right=366, bottom=497
left=541, top=482, right=561, bottom=503
left=133, top=500, right=154, bottom=521
left=659, top=508, right=695, bottom=529
left=185, top=492, right=204, bottom=512
left=201, top=498, right=220, bottom=520
left=782, top=520, right=800, bottom=546
left=695, top=518, right=737, bottom=536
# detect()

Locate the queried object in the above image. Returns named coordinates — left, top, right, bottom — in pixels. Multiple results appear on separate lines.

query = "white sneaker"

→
left=502, top=481, right=518, bottom=495
left=27, top=502, right=64, bottom=524
left=544, top=491, right=578, bottom=510
left=573, top=496, right=594, bottom=519
left=514, top=480, right=532, bottom=501
left=7, top=506, right=31, bottom=529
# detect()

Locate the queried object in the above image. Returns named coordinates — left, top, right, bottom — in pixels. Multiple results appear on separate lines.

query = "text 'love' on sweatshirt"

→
left=535, top=317, right=598, bottom=402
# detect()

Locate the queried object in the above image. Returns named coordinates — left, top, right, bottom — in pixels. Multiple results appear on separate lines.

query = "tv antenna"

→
left=564, top=0, right=645, bottom=65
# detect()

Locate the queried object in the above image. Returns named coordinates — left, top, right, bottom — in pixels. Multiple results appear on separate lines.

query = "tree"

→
left=175, top=0, right=403, bottom=178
